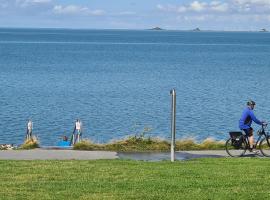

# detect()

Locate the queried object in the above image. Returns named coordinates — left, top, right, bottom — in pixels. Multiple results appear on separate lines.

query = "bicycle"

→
left=226, top=124, right=270, bottom=157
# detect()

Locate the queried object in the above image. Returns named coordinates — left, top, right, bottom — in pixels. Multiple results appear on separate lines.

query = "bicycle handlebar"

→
left=262, top=123, right=268, bottom=128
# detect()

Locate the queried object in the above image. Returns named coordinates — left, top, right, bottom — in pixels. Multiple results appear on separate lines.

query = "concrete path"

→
left=0, top=149, right=118, bottom=160
left=118, top=150, right=229, bottom=161
left=0, top=149, right=262, bottom=161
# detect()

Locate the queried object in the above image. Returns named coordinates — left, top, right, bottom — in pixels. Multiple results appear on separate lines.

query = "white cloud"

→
left=0, top=1, right=8, bottom=8
left=0, top=1, right=106, bottom=16
left=15, top=0, right=52, bottom=7
left=157, top=4, right=180, bottom=12
left=53, top=5, right=105, bottom=16
left=210, top=2, right=229, bottom=12
left=157, top=1, right=229, bottom=13
left=117, top=11, right=137, bottom=16
left=233, top=0, right=270, bottom=5
left=90, top=9, right=105, bottom=16
left=232, top=0, right=270, bottom=12
left=157, top=4, right=189, bottom=13
left=177, top=6, right=188, bottom=13
left=0, top=0, right=53, bottom=14
left=53, top=5, right=88, bottom=14
left=157, top=0, right=270, bottom=16
left=185, top=15, right=207, bottom=21
left=27, top=0, right=51, bottom=3
left=190, top=1, right=206, bottom=11
left=157, top=4, right=165, bottom=11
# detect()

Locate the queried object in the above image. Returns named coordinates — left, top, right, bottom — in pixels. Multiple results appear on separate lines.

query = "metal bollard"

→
left=170, top=89, right=176, bottom=162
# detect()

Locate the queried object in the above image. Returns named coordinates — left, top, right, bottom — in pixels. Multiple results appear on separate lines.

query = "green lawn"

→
left=0, top=158, right=270, bottom=199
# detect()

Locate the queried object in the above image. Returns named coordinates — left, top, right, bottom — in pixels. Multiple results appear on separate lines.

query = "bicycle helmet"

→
left=247, top=100, right=256, bottom=106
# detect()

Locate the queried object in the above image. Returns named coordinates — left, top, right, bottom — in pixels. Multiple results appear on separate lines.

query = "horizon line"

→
left=0, top=26, right=269, bottom=33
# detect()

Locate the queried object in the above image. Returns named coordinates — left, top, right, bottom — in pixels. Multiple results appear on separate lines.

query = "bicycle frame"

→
left=242, top=125, right=269, bottom=149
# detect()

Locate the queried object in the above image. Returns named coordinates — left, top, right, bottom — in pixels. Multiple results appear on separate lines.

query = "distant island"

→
left=192, top=28, right=201, bottom=32
left=150, top=27, right=164, bottom=31
left=260, top=28, right=268, bottom=32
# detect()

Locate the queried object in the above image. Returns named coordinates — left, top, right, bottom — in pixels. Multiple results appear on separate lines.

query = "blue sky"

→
left=0, top=0, right=269, bottom=30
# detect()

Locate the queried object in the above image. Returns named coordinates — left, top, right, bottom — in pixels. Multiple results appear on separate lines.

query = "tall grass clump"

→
left=175, top=138, right=200, bottom=150
left=73, top=140, right=103, bottom=150
left=20, top=136, right=39, bottom=150
left=176, top=138, right=225, bottom=150
left=199, top=138, right=225, bottom=150
left=73, top=137, right=170, bottom=152
left=103, top=125, right=170, bottom=152
left=74, top=126, right=171, bottom=152
left=104, top=136, right=170, bottom=152
left=73, top=137, right=226, bottom=151
left=73, top=125, right=225, bottom=151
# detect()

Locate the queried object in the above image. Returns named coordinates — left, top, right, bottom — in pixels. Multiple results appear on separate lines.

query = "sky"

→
left=0, top=0, right=269, bottom=30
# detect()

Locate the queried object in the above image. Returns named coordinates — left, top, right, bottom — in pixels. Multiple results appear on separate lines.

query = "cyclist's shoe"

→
left=249, top=148, right=259, bottom=154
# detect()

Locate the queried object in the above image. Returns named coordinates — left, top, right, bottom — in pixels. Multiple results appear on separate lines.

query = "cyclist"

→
left=239, top=100, right=264, bottom=152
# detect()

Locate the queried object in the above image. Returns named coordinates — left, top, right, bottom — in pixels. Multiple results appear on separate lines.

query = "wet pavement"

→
left=117, top=151, right=227, bottom=161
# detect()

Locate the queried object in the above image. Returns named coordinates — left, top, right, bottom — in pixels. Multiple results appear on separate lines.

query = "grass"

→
left=73, top=137, right=225, bottom=152
left=0, top=158, right=270, bottom=199
left=73, top=140, right=102, bottom=151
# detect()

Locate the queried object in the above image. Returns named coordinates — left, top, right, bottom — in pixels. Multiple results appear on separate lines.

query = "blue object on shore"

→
left=57, top=141, right=70, bottom=147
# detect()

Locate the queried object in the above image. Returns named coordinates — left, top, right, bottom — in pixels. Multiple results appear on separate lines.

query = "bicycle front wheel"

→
left=225, top=138, right=247, bottom=157
left=259, top=136, right=270, bottom=157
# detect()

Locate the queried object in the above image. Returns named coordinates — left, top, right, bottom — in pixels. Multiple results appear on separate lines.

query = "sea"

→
left=1, top=28, right=270, bottom=146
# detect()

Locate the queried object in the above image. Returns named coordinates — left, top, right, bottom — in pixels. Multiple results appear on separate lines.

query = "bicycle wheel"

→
left=259, top=136, right=270, bottom=157
left=225, top=138, right=247, bottom=157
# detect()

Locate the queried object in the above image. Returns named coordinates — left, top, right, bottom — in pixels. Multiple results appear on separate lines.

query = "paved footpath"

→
left=0, top=149, right=118, bottom=160
left=0, top=149, right=261, bottom=161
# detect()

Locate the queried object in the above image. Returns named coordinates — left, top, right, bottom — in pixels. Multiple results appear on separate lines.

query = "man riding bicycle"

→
left=239, top=100, right=265, bottom=152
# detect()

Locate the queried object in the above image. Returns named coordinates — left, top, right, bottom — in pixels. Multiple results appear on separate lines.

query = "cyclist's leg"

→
left=243, top=128, right=254, bottom=149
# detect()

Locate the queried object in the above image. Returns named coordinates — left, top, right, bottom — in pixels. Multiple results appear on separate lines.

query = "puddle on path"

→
left=117, top=152, right=224, bottom=161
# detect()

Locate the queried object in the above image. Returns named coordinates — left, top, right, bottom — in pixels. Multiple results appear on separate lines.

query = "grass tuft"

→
left=73, top=140, right=103, bottom=150
left=176, top=138, right=200, bottom=150
left=20, top=137, right=39, bottom=150
left=104, top=136, right=170, bottom=152
left=199, top=138, right=225, bottom=150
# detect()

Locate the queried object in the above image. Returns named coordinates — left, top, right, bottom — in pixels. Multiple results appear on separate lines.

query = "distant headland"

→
left=260, top=28, right=268, bottom=32
left=192, top=28, right=201, bottom=32
left=149, top=27, right=164, bottom=31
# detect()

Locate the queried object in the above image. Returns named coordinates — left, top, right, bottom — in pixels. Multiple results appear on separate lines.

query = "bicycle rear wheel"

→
left=225, top=138, right=247, bottom=157
left=259, top=136, right=270, bottom=157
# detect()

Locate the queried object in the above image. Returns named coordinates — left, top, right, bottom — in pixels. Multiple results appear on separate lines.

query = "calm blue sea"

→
left=1, top=28, right=270, bottom=146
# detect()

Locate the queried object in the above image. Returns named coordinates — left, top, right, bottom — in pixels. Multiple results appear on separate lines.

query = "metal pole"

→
left=170, top=89, right=176, bottom=162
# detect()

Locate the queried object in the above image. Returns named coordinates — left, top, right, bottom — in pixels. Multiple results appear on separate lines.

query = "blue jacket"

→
left=239, top=107, right=262, bottom=129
